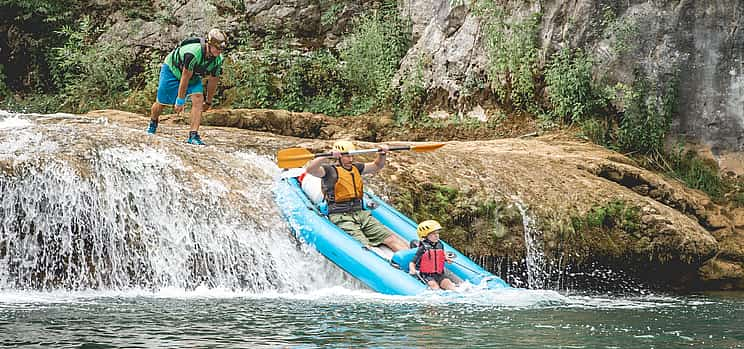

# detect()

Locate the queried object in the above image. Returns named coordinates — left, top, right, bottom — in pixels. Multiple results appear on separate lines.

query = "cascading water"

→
left=511, top=196, right=550, bottom=290
left=0, top=111, right=348, bottom=292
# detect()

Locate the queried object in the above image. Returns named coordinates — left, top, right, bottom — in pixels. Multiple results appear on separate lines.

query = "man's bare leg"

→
left=383, top=234, right=409, bottom=252
left=189, top=93, right=204, bottom=132
left=150, top=102, right=164, bottom=122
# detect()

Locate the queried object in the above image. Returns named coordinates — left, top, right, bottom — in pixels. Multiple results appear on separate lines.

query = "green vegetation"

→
left=650, top=147, right=729, bottom=200
left=396, top=182, right=499, bottom=241
left=121, top=51, right=162, bottom=115
left=474, top=2, right=541, bottom=110
left=1, top=0, right=84, bottom=95
left=222, top=41, right=348, bottom=116
left=1, top=0, right=739, bottom=208
left=1, top=0, right=411, bottom=118
left=0, top=65, right=10, bottom=99
left=601, top=6, right=640, bottom=56
left=615, top=73, right=678, bottom=155
left=545, top=48, right=602, bottom=124
left=395, top=55, right=428, bottom=124
left=321, top=2, right=344, bottom=26
left=214, top=1, right=411, bottom=116
left=51, top=17, right=129, bottom=112
left=571, top=200, right=641, bottom=235
left=340, top=4, right=411, bottom=114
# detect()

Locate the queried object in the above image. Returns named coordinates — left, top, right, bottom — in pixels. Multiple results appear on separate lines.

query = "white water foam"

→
left=0, top=115, right=32, bottom=129
left=0, top=286, right=690, bottom=311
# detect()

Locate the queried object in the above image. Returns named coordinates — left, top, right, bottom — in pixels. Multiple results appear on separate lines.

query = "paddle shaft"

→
left=277, top=144, right=443, bottom=169
left=312, top=146, right=411, bottom=159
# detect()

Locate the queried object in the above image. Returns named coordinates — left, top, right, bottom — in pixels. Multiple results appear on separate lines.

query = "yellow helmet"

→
left=207, top=28, right=228, bottom=49
left=417, top=220, right=442, bottom=239
left=332, top=140, right=355, bottom=152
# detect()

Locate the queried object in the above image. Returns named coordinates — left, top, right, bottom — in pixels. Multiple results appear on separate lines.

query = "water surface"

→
left=2, top=288, right=742, bottom=348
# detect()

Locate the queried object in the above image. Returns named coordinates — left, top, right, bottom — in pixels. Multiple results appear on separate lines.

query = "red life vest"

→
left=418, top=240, right=446, bottom=274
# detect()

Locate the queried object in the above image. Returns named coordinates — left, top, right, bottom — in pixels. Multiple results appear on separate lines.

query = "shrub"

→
left=340, top=2, right=411, bottom=114
left=220, top=41, right=276, bottom=109
left=120, top=51, right=162, bottom=115
left=615, top=73, right=678, bottom=155
left=475, top=1, right=540, bottom=110
left=222, top=40, right=348, bottom=116
left=666, top=148, right=727, bottom=200
left=51, top=17, right=129, bottom=113
left=545, top=48, right=602, bottom=123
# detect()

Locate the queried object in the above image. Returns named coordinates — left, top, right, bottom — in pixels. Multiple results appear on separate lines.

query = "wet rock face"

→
left=0, top=111, right=318, bottom=291
left=399, top=0, right=744, bottom=153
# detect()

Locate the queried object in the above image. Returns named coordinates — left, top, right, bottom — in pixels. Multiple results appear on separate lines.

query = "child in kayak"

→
left=409, top=220, right=456, bottom=290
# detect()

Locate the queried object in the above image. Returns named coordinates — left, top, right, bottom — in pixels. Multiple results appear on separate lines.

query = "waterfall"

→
left=511, top=197, right=549, bottom=289
left=0, top=112, right=345, bottom=292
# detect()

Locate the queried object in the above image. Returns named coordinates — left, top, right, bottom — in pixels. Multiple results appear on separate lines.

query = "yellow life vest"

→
left=331, top=165, right=364, bottom=203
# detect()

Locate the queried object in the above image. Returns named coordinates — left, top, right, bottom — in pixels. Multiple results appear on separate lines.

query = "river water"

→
left=1, top=288, right=742, bottom=348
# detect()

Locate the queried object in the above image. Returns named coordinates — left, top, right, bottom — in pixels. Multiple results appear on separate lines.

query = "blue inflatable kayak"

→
left=274, top=172, right=511, bottom=295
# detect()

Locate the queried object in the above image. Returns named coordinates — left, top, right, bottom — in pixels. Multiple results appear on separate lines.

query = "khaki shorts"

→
left=329, top=210, right=393, bottom=246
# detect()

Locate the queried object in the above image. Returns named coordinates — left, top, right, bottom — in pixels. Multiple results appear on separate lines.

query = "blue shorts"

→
left=156, top=64, right=203, bottom=105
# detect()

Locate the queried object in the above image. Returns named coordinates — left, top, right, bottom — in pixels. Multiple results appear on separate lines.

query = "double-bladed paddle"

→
left=276, top=143, right=445, bottom=169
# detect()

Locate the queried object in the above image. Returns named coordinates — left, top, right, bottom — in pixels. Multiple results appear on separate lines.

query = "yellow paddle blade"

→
left=410, top=143, right=445, bottom=152
left=277, top=147, right=314, bottom=169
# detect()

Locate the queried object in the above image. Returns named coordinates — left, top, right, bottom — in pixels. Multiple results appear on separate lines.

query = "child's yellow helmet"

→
left=417, top=220, right=442, bottom=239
left=332, top=140, right=355, bottom=152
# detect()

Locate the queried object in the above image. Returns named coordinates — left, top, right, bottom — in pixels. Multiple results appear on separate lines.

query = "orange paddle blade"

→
left=277, top=148, right=315, bottom=169
left=410, top=143, right=445, bottom=152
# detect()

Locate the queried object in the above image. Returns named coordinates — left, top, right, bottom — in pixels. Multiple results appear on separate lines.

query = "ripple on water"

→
left=1, top=288, right=742, bottom=349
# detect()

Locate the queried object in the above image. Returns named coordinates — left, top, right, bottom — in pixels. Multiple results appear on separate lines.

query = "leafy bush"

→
left=615, top=73, right=678, bottom=154
left=276, top=50, right=348, bottom=115
left=475, top=2, right=540, bottom=110
left=579, top=117, right=611, bottom=146
left=220, top=41, right=276, bottom=109
left=1, top=0, right=84, bottom=95
left=51, top=17, right=129, bottom=113
left=221, top=2, right=409, bottom=117
left=545, top=48, right=602, bottom=123
left=121, top=52, right=163, bottom=115
left=222, top=41, right=348, bottom=115
left=340, top=2, right=411, bottom=114
left=666, top=148, right=727, bottom=200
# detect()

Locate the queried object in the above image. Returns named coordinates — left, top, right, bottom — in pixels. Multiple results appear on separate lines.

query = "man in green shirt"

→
left=146, top=28, right=226, bottom=145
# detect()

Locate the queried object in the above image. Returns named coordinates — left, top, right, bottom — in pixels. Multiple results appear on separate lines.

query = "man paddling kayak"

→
left=305, top=140, right=409, bottom=252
